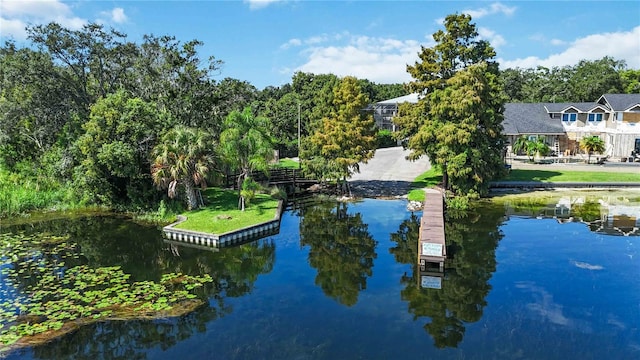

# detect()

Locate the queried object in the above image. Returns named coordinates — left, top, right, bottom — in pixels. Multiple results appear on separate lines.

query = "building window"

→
left=588, top=113, right=603, bottom=122
left=562, top=113, right=577, bottom=122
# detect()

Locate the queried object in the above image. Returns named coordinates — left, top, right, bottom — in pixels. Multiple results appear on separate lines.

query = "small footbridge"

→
left=225, top=168, right=319, bottom=193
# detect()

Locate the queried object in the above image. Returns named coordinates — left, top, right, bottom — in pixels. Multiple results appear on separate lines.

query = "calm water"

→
left=1, top=193, right=639, bottom=359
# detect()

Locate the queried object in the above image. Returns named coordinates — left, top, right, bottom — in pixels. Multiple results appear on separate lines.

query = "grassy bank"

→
left=0, top=171, right=78, bottom=218
left=407, top=167, right=443, bottom=202
left=173, top=188, right=280, bottom=234
left=502, top=169, right=640, bottom=182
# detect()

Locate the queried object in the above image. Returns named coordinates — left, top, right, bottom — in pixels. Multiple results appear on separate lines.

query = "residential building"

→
left=371, top=93, right=640, bottom=160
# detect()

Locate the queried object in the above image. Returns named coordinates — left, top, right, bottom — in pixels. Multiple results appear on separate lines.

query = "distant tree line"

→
left=500, top=56, right=640, bottom=103
left=1, top=20, right=638, bottom=214
left=0, top=22, right=406, bottom=213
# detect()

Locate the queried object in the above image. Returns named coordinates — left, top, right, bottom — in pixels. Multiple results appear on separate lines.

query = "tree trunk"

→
left=237, top=171, right=247, bottom=210
left=442, top=163, right=449, bottom=191
left=184, top=180, right=199, bottom=210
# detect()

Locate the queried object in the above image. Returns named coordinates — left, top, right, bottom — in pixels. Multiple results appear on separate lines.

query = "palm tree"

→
left=220, top=107, right=275, bottom=211
left=512, top=135, right=530, bottom=158
left=512, top=136, right=549, bottom=162
left=151, top=126, right=217, bottom=210
left=579, top=135, right=605, bottom=164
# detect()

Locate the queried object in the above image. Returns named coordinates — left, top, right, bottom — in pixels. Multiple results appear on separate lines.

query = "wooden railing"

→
left=225, top=168, right=316, bottom=189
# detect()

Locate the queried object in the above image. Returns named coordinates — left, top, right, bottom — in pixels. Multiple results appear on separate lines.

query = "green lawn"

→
left=407, top=167, right=443, bottom=202
left=272, top=158, right=300, bottom=169
left=173, top=188, right=280, bottom=234
left=502, top=169, right=640, bottom=182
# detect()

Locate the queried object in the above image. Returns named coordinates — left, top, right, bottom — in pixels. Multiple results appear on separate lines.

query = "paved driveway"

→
left=348, top=146, right=431, bottom=197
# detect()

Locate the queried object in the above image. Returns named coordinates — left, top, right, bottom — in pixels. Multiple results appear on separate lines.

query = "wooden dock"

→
left=418, top=188, right=446, bottom=273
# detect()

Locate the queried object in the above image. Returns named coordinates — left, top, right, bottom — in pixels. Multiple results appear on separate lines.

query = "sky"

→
left=1, top=0, right=639, bottom=89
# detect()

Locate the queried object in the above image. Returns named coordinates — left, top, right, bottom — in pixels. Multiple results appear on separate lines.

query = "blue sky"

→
left=1, top=1, right=639, bottom=89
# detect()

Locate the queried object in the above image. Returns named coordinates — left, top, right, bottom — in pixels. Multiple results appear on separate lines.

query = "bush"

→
left=376, top=129, right=397, bottom=148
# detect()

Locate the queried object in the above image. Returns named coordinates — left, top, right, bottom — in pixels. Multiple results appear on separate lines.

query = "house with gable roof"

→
left=596, top=94, right=640, bottom=157
left=372, top=93, right=640, bottom=160
left=500, top=93, right=640, bottom=159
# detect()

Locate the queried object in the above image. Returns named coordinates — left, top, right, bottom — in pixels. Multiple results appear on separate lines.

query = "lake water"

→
left=1, top=192, right=639, bottom=359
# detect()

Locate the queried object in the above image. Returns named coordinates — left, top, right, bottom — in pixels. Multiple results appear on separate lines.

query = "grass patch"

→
left=407, top=167, right=443, bottom=202
left=271, top=158, right=300, bottom=169
left=173, top=188, right=279, bottom=234
left=0, top=170, right=78, bottom=218
left=502, top=169, right=640, bottom=182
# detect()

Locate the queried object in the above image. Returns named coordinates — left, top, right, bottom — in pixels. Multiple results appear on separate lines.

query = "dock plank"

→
left=418, top=188, right=446, bottom=272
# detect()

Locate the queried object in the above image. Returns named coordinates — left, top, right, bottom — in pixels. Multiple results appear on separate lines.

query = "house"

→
left=504, top=94, right=640, bottom=159
left=502, top=103, right=566, bottom=155
left=372, top=93, right=640, bottom=160
left=368, top=93, right=420, bottom=131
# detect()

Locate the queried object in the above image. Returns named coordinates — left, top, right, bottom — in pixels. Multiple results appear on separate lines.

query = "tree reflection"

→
left=390, top=204, right=506, bottom=348
left=299, top=200, right=377, bottom=306
left=2, top=216, right=275, bottom=359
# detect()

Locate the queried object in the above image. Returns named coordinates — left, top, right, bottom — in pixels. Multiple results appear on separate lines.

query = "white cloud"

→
left=0, top=0, right=86, bottom=40
left=109, top=8, right=127, bottom=24
left=550, top=38, right=566, bottom=46
left=245, top=0, right=283, bottom=10
left=462, top=2, right=516, bottom=19
left=288, top=34, right=423, bottom=84
left=280, top=38, right=302, bottom=50
left=500, top=26, right=640, bottom=69
left=478, top=27, right=506, bottom=49
left=0, top=17, right=28, bottom=39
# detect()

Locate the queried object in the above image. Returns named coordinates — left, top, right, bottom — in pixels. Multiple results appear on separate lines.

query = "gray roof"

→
left=376, top=93, right=421, bottom=105
left=597, top=94, right=640, bottom=111
left=503, top=103, right=565, bottom=135
left=544, top=102, right=601, bottom=112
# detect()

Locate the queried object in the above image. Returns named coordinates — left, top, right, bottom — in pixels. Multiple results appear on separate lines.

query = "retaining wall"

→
left=162, top=200, right=284, bottom=248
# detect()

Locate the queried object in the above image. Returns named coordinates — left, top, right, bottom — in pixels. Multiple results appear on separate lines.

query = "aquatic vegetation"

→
left=0, top=232, right=212, bottom=353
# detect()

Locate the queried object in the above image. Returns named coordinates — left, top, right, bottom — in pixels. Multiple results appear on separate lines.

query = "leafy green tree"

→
left=620, top=69, right=640, bottom=94
left=405, top=14, right=497, bottom=95
left=396, top=14, right=505, bottom=196
left=291, top=72, right=340, bottom=137
left=220, top=107, right=275, bottom=210
left=301, top=76, right=376, bottom=192
left=259, top=92, right=301, bottom=157
left=134, top=35, right=223, bottom=131
left=500, top=68, right=526, bottom=102
left=579, top=135, right=605, bottom=164
left=27, top=23, right=138, bottom=116
left=569, top=57, right=624, bottom=102
left=151, top=126, right=217, bottom=210
left=0, top=43, right=75, bottom=169
left=75, top=91, right=166, bottom=207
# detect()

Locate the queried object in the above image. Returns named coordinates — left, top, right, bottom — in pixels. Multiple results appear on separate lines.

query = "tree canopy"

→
left=395, top=14, right=506, bottom=196
left=301, top=76, right=376, bottom=189
left=220, top=107, right=275, bottom=210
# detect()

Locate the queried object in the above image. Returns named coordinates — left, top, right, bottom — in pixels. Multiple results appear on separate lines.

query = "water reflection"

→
left=2, top=216, right=275, bottom=359
left=496, top=191, right=640, bottom=236
left=298, top=201, right=377, bottom=307
left=390, top=206, right=506, bottom=348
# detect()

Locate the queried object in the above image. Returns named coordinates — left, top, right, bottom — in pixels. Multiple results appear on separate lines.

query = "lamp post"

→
left=298, top=101, right=301, bottom=169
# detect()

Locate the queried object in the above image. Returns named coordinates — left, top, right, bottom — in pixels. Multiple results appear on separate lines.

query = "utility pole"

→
left=298, top=101, right=301, bottom=166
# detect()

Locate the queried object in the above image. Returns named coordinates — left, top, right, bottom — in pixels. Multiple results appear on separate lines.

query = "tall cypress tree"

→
left=394, top=14, right=506, bottom=196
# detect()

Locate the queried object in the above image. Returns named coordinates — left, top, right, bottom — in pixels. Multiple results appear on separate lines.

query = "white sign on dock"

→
left=422, top=243, right=443, bottom=256
left=421, top=275, right=442, bottom=289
